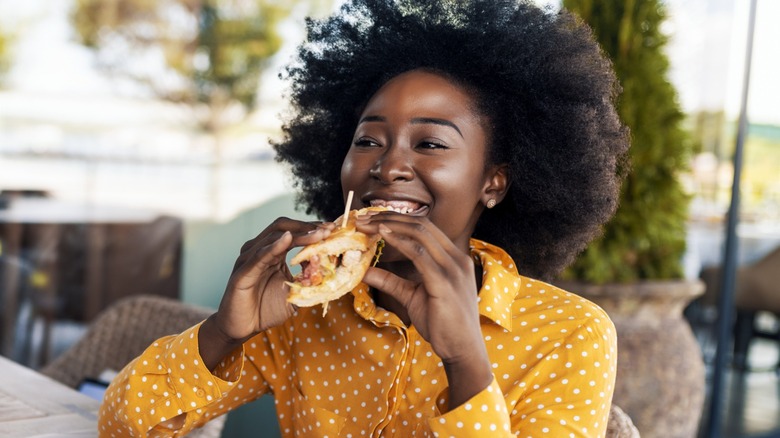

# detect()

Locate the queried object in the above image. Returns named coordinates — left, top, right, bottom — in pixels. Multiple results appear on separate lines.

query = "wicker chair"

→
left=40, top=295, right=225, bottom=438
left=607, top=404, right=641, bottom=438
left=46, top=295, right=640, bottom=437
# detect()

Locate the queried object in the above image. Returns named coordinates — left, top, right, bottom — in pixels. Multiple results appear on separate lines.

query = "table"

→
left=0, top=197, right=162, bottom=361
left=685, top=219, right=780, bottom=278
left=0, top=355, right=100, bottom=436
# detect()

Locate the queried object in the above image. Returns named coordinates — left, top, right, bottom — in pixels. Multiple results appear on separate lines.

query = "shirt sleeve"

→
left=428, top=309, right=617, bottom=438
left=428, top=377, right=514, bottom=437
left=509, top=314, right=618, bottom=437
left=98, top=322, right=268, bottom=437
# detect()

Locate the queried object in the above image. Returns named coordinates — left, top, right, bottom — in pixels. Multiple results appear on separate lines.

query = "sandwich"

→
left=286, top=206, right=388, bottom=314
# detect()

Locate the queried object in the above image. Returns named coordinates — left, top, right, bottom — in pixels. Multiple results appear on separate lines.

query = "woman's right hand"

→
left=199, top=217, right=333, bottom=369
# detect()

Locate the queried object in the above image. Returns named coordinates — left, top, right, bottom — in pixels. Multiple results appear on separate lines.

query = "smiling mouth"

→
left=369, top=199, right=428, bottom=215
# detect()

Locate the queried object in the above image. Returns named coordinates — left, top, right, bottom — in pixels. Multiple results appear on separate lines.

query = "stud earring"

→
left=486, top=199, right=497, bottom=209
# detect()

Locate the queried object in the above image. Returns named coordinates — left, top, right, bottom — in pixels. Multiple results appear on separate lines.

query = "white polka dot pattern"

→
left=98, top=239, right=617, bottom=437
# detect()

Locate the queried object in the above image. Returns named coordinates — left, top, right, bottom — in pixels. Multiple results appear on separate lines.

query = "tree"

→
left=556, top=6, right=705, bottom=437
left=561, top=0, right=693, bottom=283
left=71, top=0, right=332, bottom=216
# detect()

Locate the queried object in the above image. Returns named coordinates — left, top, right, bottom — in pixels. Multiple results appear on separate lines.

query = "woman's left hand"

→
left=355, top=211, right=490, bottom=368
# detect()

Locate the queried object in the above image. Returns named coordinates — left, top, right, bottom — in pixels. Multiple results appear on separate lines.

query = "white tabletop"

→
left=0, top=356, right=100, bottom=437
left=684, top=219, right=780, bottom=281
left=0, top=198, right=159, bottom=224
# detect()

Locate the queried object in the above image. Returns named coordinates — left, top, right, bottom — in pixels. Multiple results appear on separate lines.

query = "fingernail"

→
left=379, top=224, right=392, bottom=233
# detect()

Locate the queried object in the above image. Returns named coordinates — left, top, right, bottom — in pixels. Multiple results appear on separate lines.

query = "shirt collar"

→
left=352, top=283, right=375, bottom=320
left=469, top=238, right=521, bottom=331
left=350, top=238, right=522, bottom=331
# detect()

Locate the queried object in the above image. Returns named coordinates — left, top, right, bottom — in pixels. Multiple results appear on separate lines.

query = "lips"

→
left=368, top=198, right=428, bottom=215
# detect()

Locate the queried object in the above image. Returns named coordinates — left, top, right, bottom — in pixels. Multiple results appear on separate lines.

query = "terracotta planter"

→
left=558, top=280, right=706, bottom=438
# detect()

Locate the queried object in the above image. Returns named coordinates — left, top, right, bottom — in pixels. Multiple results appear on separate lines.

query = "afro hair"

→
left=273, top=0, right=629, bottom=281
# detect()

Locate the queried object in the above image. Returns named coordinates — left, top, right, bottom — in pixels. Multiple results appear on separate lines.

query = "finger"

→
left=241, top=218, right=331, bottom=255
left=236, top=230, right=293, bottom=278
left=229, top=230, right=293, bottom=293
left=251, top=216, right=311, bottom=241
left=373, top=224, right=454, bottom=290
left=235, top=221, right=334, bottom=276
left=290, top=225, right=333, bottom=247
left=261, top=230, right=294, bottom=263
left=362, top=267, right=416, bottom=307
left=235, top=230, right=288, bottom=271
left=357, top=213, right=460, bottom=261
left=373, top=220, right=461, bottom=274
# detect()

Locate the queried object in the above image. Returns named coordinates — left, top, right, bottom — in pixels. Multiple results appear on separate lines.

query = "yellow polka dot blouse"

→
left=99, top=239, right=617, bottom=437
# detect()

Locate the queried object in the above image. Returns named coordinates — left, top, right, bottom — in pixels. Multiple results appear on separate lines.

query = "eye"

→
left=353, top=138, right=381, bottom=148
left=416, top=141, right=449, bottom=150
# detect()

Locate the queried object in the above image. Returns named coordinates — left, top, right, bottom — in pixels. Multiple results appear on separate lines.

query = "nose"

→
left=369, top=146, right=414, bottom=183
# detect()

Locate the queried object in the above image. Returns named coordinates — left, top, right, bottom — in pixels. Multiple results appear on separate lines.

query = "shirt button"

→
left=196, top=388, right=205, bottom=397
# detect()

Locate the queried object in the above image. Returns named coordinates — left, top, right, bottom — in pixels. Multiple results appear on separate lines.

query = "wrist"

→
left=199, top=314, right=246, bottom=371
left=443, top=347, right=493, bottom=408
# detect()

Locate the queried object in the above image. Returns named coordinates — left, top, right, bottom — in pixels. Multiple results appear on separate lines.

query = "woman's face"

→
left=340, top=69, right=498, bottom=254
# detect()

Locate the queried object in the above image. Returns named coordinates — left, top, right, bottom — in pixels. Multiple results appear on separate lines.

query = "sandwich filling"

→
left=286, top=205, right=390, bottom=313
left=294, top=250, right=364, bottom=287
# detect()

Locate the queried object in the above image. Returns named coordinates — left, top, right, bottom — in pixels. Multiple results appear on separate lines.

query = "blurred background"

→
left=0, top=0, right=778, bottom=437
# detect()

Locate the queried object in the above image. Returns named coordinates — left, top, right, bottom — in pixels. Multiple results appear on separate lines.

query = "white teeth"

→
left=370, top=199, right=421, bottom=214
left=388, top=206, right=411, bottom=214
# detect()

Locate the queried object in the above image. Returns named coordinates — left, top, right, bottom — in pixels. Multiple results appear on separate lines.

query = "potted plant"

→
left=558, top=1, right=705, bottom=437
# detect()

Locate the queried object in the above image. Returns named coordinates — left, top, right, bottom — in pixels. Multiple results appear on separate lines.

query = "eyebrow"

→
left=358, top=115, right=464, bottom=138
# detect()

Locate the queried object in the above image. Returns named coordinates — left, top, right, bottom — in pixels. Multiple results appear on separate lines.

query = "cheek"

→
left=340, top=151, right=370, bottom=188
left=340, top=156, right=354, bottom=185
left=428, top=161, right=484, bottom=199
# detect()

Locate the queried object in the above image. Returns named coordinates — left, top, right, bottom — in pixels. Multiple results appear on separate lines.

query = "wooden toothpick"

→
left=342, top=190, right=354, bottom=229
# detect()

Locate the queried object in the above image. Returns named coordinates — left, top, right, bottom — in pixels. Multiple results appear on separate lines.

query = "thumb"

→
left=362, top=267, right=415, bottom=307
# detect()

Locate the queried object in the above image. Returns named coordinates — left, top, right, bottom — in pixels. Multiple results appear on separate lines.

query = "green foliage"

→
left=561, top=0, right=693, bottom=283
left=71, top=0, right=330, bottom=131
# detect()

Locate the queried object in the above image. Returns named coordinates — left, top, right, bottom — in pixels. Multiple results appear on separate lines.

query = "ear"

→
left=481, top=164, right=511, bottom=208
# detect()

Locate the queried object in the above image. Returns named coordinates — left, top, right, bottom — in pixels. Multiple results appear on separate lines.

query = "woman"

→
left=99, top=1, right=629, bottom=436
